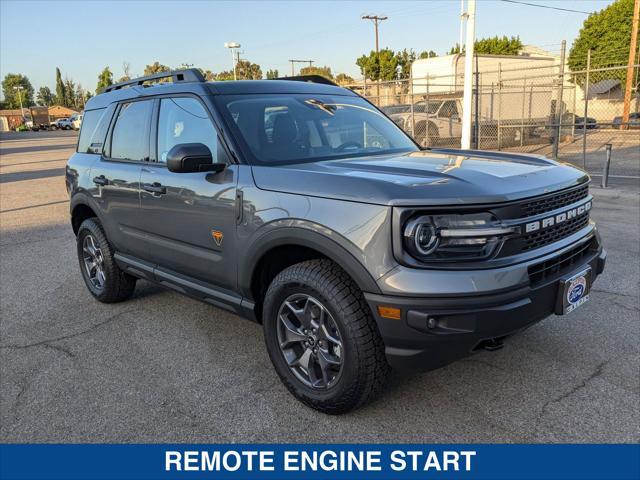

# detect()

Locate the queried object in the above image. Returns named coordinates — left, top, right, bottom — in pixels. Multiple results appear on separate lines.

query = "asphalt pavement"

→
left=0, top=130, right=638, bottom=443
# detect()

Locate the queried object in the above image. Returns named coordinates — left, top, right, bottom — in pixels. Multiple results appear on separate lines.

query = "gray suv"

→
left=66, top=69, right=606, bottom=413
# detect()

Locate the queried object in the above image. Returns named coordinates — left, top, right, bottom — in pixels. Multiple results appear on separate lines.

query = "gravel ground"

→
left=0, top=131, right=638, bottom=443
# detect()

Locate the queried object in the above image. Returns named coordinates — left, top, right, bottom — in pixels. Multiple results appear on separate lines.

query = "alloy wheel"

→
left=82, top=234, right=106, bottom=290
left=276, top=294, right=344, bottom=389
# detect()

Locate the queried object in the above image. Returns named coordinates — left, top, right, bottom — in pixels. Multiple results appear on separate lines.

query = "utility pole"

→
left=362, top=14, right=388, bottom=102
left=288, top=59, right=314, bottom=76
left=552, top=40, right=566, bottom=159
left=622, top=0, right=639, bottom=129
left=460, top=0, right=476, bottom=149
left=459, top=0, right=466, bottom=53
left=13, top=86, right=24, bottom=114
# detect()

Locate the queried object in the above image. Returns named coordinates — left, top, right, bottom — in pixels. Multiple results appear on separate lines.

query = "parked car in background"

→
left=612, top=112, right=640, bottom=129
left=561, top=112, right=598, bottom=129
left=71, top=114, right=83, bottom=130
left=56, top=118, right=73, bottom=130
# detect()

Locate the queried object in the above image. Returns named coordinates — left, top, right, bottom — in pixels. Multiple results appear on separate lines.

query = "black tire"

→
left=76, top=218, right=136, bottom=303
left=263, top=259, right=390, bottom=414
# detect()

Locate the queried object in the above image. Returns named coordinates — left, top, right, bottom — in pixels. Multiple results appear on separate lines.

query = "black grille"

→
left=522, top=214, right=589, bottom=251
left=528, top=237, right=595, bottom=285
left=521, top=184, right=589, bottom=217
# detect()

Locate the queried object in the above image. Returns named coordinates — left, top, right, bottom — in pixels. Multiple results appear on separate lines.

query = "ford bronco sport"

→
left=66, top=69, right=606, bottom=414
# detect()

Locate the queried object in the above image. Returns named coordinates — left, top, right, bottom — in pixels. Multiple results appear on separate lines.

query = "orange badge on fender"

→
left=211, top=230, right=224, bottom=247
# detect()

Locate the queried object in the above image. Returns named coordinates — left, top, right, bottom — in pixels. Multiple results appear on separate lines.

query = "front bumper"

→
left=365, top=242, right=606, bottom=371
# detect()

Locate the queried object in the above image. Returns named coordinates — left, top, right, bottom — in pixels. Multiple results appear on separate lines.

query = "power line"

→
left=500, top=0, right=591, bottom=14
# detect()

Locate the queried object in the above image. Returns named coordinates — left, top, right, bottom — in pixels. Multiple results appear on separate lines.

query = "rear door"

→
left=89, top=99, right=153, bottom=258
left=137, top=95, right=239, bottom=290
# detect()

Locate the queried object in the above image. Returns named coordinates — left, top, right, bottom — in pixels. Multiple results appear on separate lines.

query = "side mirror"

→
left=166, top=143, right=225, bottom=174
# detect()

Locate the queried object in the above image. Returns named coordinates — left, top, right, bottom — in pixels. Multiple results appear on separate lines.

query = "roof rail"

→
left=275, top=75, right=338, bottom=87
left=103, top=68, right=205, bottom=93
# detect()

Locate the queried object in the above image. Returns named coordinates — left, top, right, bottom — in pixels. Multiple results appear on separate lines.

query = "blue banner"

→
left=1, top=444, right=638, bottom=480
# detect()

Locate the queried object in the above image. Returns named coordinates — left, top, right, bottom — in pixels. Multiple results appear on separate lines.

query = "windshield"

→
left=215, top=94, right=418, bottom=165
left=414, top=101, right=440, bottom=114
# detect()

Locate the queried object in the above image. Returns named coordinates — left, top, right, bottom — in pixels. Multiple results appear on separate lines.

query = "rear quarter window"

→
left=76, top=106, right=114, bottom=154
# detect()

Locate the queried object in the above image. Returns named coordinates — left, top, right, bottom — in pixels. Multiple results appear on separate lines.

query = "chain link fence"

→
left=348, top=62, right=639, bottom=180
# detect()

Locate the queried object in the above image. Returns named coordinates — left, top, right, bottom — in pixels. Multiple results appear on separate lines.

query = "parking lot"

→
left=0, top=130, right=638, bottom=443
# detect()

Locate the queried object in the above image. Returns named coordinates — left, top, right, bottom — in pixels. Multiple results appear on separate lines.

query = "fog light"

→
left=427, top=317, right=437, bottom=329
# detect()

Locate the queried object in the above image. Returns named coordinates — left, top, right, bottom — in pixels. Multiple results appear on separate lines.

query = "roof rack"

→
left=103, top=68, right=205, bottom=93
left=275, top=75, right=338, bottom=87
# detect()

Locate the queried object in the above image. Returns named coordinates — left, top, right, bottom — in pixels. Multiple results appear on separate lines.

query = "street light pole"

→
left=224, top=42, right=241, bottom=80
left=460, top=0, right=476, bottom=149
left=13, top=85, right=24, bottom=114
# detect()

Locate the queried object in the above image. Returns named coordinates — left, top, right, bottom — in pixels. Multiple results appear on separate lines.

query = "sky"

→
left=0, top=0, right=615, bottom=97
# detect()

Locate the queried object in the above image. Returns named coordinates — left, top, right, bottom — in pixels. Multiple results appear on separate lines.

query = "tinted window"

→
left=110, top=101, right=153, bottom=161
left=77, top=108, right=105, bottom=153
left=157, top=97, right=218, bottom=163
left=215, top=94, right=417, bottom=165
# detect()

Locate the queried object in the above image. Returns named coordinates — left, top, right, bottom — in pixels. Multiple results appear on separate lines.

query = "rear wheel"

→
left=76, top=218, right=136, bottom=303
left=263, top=259, right=389, bottom=414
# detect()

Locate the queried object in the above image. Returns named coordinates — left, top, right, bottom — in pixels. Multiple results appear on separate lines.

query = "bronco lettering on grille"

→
left=525, top=201, right=592, bottom=233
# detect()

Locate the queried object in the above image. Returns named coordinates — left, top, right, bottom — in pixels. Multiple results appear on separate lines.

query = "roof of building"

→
left=588, top=79, right=620, bottom=96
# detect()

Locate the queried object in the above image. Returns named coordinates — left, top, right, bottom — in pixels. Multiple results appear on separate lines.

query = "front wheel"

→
left=263, top=259, right=389, bottom=414
left=76, top=218, right=136, bottom=303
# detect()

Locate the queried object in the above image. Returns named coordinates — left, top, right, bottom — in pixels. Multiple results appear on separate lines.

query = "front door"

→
left=89, top=100, right=153, bottom=260
left=137, top=96, right=238, bottom=291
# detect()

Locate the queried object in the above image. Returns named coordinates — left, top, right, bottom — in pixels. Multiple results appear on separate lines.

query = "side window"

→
left=110, top=100, right=153, bottom=161
left=439, top=101, right=459, bottom=118
left=157, top=97, right=218, bottom=164
left=77, top=108, right=105, bottom=153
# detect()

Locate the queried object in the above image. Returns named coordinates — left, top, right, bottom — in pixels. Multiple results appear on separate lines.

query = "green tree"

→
left=96, top=67, right=113, bottom=94
left=568, top=0, right=636, bottom=87
left=448, top=36, right=523, bottom=55
left=419, top=50, right=437, bottom=59
left=75, top=84, right=87, bottom=109
left=236, top=59, right=262, bottom=80
left=356, top=48, right=399, bottom=81
left=265, top=69, right=279, bottom=79
left=201, top=69, right=216, bottom=81
left=396, top=49, right=418, bottom=79
left=299, top=65, right=333, bottom=80
left=64, top=78, right=76, bottom=108
left=335, top=73, right=354, bottom=84
left=55, top=67, right=66, bottom=105
left=36, top=86, right=54, bottom=106
left=215, top=70, right=235, bottom=81
left=143, top=61, right=170, bottom=76
left=1, top=74, right=34, bottom=109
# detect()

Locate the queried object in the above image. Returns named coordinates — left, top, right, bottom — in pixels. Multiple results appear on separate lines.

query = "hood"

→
left=250, top=150, right=589, bottom=206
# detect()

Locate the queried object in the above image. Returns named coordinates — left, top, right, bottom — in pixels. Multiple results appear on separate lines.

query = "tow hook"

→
left=481, top=338, right=504, bottom=352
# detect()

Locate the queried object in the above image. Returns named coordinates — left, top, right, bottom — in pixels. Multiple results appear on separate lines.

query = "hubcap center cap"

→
left=307, top=335, right=317, bottom=346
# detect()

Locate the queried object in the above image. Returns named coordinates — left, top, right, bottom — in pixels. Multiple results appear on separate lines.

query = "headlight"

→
left=403, top=213, right=518, bottom=263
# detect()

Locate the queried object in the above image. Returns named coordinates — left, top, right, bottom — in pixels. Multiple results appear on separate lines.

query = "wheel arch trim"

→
left=239, top=226, right=382, bottom=299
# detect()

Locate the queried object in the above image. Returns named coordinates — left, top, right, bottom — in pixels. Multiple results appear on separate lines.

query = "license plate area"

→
left=556, top=267, right=592, bottom=315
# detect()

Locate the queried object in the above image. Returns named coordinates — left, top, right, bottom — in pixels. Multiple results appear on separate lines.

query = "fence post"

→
left=521, top=77, right=526, bottom=147
left=582, top=49, right=591, bottom=170
left=425, top=77, right=430, bottom=147
left=601, top=143, right=612, bottom=188
left=572, top=74, right=577, bottom=138
left=552, top=40, right=566, bottom=159
left=410, top=73, right=415, bottom=145
left=497, top=63, right=502, bottom=150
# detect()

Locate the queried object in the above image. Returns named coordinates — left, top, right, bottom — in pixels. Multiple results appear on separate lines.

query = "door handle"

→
left=93, top=175, right=109, bottom=186
left=142, top=182, right=167, bottom=195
